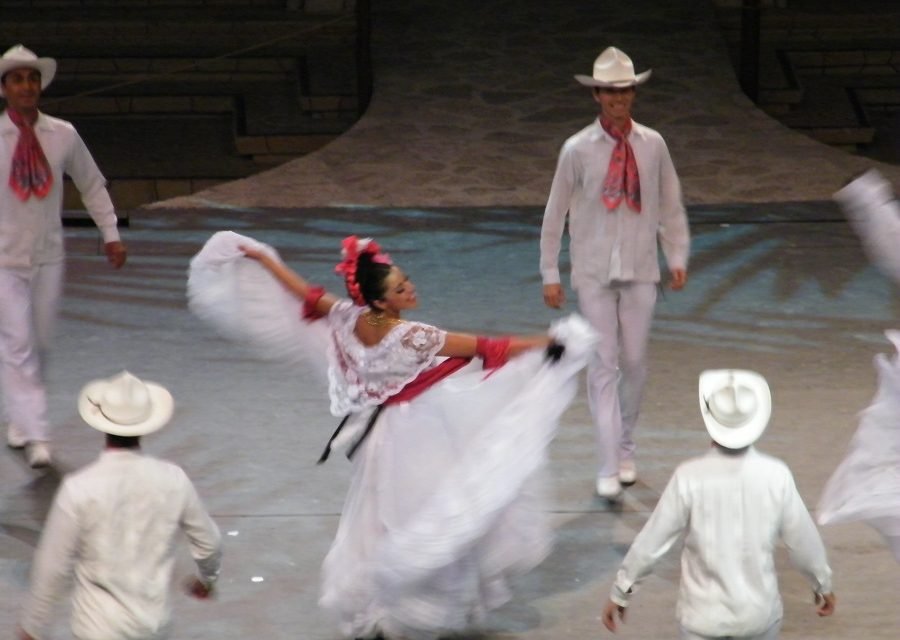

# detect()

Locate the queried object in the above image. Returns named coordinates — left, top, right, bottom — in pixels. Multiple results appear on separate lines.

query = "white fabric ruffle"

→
left=326, top=300, right=447, bottom=416
left=320, top=315, right=597, bottom=640
left=817, top=330, right=900, bottom=561
left=186, top=231, right=330, bottom=386
left=833, top=169, right=900, bottom=283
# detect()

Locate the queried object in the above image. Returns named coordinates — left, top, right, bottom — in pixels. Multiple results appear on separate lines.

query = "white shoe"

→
left=619, top=460, right=637, bottom=486
left=7, top=424, right=27, bottom=449
left=27, top=442, right=52, bottom=469
left=596, top=475, right=623, bottom=500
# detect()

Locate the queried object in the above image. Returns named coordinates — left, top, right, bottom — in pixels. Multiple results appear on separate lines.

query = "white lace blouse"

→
left=326, top=300, right=447, bottom=415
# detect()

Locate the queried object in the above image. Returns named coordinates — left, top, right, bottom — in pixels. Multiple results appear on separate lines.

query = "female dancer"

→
left=188, top=232, right=596, bottom=639
left=818, top=169, right=900, bottom=561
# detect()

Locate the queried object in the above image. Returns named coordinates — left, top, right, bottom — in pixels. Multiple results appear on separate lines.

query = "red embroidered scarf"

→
left=599, top=116, right=641, bottom=213
left=7, top=108, right=53, bottom=201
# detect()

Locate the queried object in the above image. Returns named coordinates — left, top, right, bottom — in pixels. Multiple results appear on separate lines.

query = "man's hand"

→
left=543, top=283, right=565, bottom=309
left=104, top=241, right=127, bottom=269
left=815, top=591, right=836, bottom=617
left=669, top=268, right=687, bottom=291
left=185, top=577, right=215, bottom=600
left=601, top=599, right=627, bottom=632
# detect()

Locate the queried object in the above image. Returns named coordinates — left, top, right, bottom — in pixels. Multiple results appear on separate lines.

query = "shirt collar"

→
left=1, top=109, right=53, bottom=135
left=592, top=117, right=645, bottom=143
left=100, top=447, right=144, bottom=460
left=707, top=444, right=756, bottom=459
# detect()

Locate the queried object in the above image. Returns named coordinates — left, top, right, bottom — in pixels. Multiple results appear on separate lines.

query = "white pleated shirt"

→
left=20, top=450, right=222, bottom=640
left=0, top=110, right=120, bottom=269
left=610, top=447, right=832, bottom=637
left=540, top=119, right=690, bottom=289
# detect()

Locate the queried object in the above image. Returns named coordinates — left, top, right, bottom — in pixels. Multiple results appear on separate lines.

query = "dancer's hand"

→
left=105, top=241, right=127, bottom=269
left=669, top=268, right=687, bottom=291
left=543, top=283, right=565, bottom=308
left=185, top=576, right=215, bottom=600
left=815, top=591, right=836, bottom=616
left=239, top=244, right=265, bottom=261
left=601, top=599, right=627, bottom=632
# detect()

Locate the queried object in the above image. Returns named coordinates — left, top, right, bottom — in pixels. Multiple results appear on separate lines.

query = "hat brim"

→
left=78, top=378, right=174, bottom=437
left=575, top=69, right=652, bottom=88
left=698, top=370, right=771, bottom=449
left=0, top=57, right=56, bottom=97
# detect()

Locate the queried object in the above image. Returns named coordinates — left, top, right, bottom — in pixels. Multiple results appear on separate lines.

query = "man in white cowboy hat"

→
left=539, top=46, right=690, bottom=500
left=601, top=370, right=835, bottom=639
left=18, top=371, right=222, bottom=640
left=0, top=44, right=127, bottom=468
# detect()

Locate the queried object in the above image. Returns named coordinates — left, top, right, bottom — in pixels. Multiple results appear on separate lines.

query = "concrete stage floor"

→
left=2, top=203, right=899, bottom=639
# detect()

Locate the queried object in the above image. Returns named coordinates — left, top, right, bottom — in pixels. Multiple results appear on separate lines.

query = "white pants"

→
left=576, top=280, right=657, bottom=478
left=0, top=263, right=63, bottom=442
left=679, top=619, right=782, bottom=640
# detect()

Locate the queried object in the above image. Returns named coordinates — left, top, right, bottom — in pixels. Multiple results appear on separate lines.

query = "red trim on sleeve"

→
left=476, top=336, right=511, bottom=369
left=302, top=286, right=327, bottom=320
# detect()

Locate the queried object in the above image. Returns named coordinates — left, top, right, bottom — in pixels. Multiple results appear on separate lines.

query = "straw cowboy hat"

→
left=0, top=44, right=57, bottom=97
left=698, top=369, right=771, bottom=449
left=575, top=46, right=651, bottom=88
left=78, top=371, right=174, bottom=437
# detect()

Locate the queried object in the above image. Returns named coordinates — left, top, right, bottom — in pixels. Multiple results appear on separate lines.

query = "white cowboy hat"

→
left=575, top=46, right=651, bottom=88
left=78, top=371, right=174, bottom=437
left=0, top=44, right=57, bottom=97
left=698, top=369, right=771, bottom=449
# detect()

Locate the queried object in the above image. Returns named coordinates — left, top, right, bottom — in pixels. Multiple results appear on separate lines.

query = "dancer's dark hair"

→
left=355, top=252, right=394, bottom=309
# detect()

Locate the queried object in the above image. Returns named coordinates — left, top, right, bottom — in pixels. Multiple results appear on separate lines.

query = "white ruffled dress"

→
left=187, top=231, right=598, bottom=638
left=817, top=331, right=900, bottom=561
left=818, top=171, right=900, bottom=561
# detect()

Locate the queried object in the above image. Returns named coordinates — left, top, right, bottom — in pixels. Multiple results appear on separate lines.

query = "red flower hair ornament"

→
left=334, top=236, right=393, bottom=306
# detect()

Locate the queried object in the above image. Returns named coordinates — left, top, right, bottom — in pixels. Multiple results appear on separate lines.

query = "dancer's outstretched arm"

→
left=440, top=332, right=550, bottom=359
left=241, top=245, right=339, bottom=316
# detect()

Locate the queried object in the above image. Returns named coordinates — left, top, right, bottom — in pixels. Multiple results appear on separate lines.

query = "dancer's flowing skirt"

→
left=817, top=331, right=900, bottom=562
left=187, top=231, right=598, bottom=637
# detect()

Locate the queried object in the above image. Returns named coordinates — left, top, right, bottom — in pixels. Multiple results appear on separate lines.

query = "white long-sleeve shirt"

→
left=0, top=110, right=120, bottom=269
left=20, top=449, right=222, bottom=640
left=611, top=447, right=832, bottom=638
left=540, top=119, right=689, bottom=289
left=833, top=169, right=900, bottom=285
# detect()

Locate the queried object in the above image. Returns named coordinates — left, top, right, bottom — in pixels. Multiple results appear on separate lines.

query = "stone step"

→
left=44, top=95, right=236, bottom=117
left=15, top=1, right=288, bottom=8
left=63, top=177, right=228, bottom=211
left=43, top=93, right=357, bottom=130
left=0, top=10, right=355, bottom=58
left=56, top=56, right=300, bottom=75
left=41, top=48, right=357, bottom=97
left=8, top=0, right=351, bottom=13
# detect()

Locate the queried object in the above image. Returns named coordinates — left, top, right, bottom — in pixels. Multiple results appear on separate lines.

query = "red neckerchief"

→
left=599, top=116, right=641, bottom=213
left=7, top=109, right=53, bottom=201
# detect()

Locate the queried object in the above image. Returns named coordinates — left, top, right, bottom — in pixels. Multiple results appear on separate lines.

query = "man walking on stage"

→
left=0, top=44, right=127, bottom=468
left=540, top=46, right=690, bottom=499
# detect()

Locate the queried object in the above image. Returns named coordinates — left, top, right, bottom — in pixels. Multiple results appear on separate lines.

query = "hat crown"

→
left=707, top=383, right=757, bottom=428
left=78, top=371, right=173, bottom=437
left=574, top=46, right=650, bottom=88
left=2, top=44, right=39, bottom=63
left=89, top=371, right=153, bottom=426
left=593, top=46, right=636, bottom=82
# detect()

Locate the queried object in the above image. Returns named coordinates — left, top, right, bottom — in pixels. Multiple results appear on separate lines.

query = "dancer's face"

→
left=376, top=266, right=418, bottom=313
left=2, top=67, right=42, bottom=115
left=593, top=86, right=635, bottom=128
